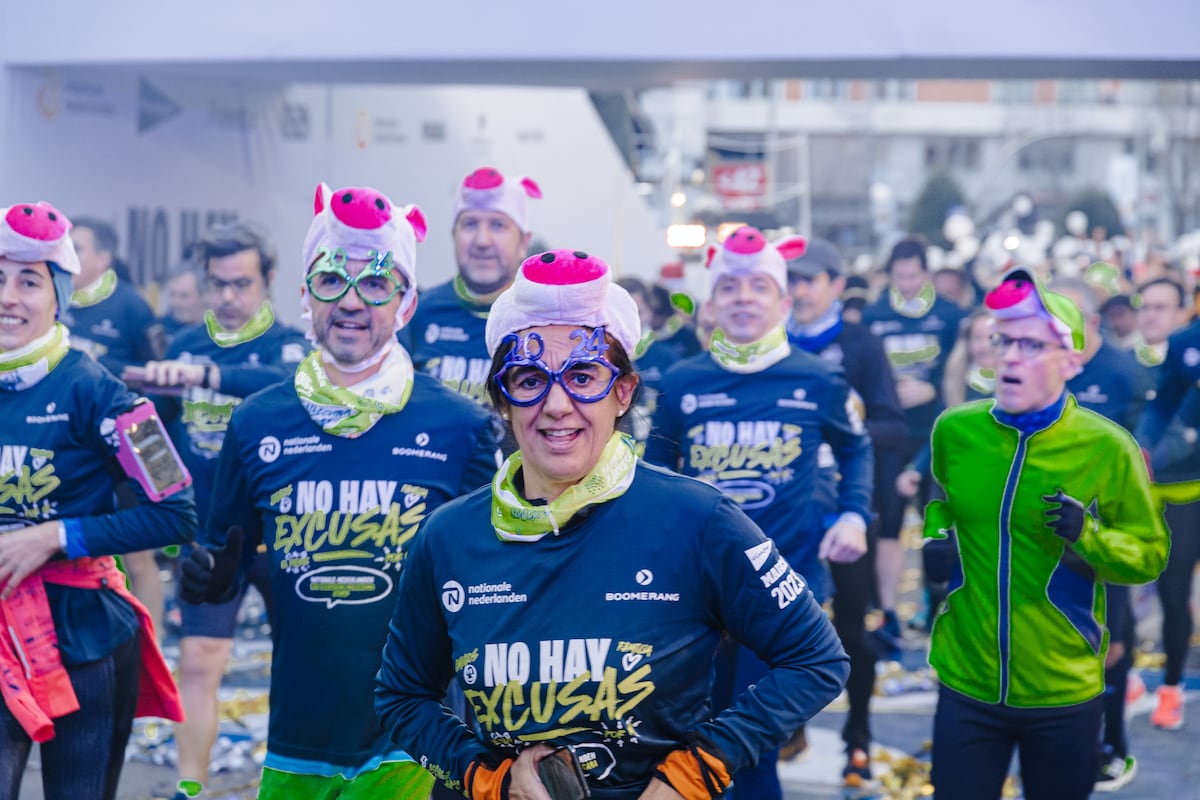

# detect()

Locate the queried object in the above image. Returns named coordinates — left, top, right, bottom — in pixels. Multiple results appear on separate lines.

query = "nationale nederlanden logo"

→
left=441, top=580, right=465, bottom=613
left=259, top=436, right=281, bottom=463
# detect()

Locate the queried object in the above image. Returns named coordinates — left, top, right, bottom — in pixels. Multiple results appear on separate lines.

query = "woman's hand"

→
left=896, top=377, right=936, bottom=409
left=819, top=515, right=868, bottom=564
left=637, top=778, right=686, bottom=800
left=0, top=522, right=62, bottom=598
left=1105, top=641, right=1126, bottom=669
left=895, top=469, right=922, bottom=498
left=507, top=744, right=555, bottom=800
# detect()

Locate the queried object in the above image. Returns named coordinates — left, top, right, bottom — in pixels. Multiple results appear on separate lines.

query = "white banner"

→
left=1, top=69, right=668, bottom=324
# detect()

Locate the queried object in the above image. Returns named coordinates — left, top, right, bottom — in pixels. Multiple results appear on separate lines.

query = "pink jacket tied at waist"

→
left=0, top=555, right=183, bottom=742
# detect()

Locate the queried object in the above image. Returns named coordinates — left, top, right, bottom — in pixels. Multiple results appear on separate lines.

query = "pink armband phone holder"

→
left=114, top=401, right=192, bottom=502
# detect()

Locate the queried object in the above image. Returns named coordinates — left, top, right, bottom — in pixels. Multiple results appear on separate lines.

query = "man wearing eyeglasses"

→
left=924, top=267, right=1168, bottom=800
left=178, top=184, right=498, bottom=799
left=1129, top=277, right=1200, bottom=737
left=133, top=221, right=308, bottom=800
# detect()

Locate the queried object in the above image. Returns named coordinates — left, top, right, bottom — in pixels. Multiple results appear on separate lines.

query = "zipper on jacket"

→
left=997, top=432, right=1029, bottom=703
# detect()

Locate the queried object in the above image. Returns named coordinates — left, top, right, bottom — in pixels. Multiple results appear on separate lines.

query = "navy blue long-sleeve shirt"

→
left=629, top=328, right=702, bottom=444
left=156, top=316, right=308, bottom=522
left=1069, top=341, right=1147, bottom=434
left=792, top=318, right=906, bottom=517
left=644, top=348, right=873, bottom=602
left=1, top=350, right=196, bottom=663
left=1127, top=346, right=1200, bottom=482
left=201, top=373, right=498, bottom=771
left=375, top=463, right=849, bottom=799
left=64, top=276, right=160, bottom=374
left=402, top=279, right=494, bottom=406
left=790, top=320, right=907, bottom=455
left=1137, top=318, right=1200, bottom=450
left=862, top=292, right=962, bottom=436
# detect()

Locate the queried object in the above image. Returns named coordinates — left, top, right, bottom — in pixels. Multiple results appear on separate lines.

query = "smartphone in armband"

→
left=114, top=401, right=192, bottom=501
left=537, top=746, right=590, bottom=800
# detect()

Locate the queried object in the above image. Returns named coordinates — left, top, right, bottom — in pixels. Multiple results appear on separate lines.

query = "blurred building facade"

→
left=635, top=79, right=1200, bottom=259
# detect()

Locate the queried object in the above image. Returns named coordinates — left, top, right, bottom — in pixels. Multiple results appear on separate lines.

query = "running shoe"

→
left=1094, top=754, right=1137, bottom=792
left=1150, top=684, right=1184, bottom=730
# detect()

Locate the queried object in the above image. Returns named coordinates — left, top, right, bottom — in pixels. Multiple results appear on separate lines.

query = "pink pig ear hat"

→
left=300, top=182, right=427, bottom=335
left=485, top=249, right=641, bottom=357
left=705, top=226, right=808, bottom=294
left=452, top=167, right=542, bottom=232
left=0, top=201, right=81, bottom=315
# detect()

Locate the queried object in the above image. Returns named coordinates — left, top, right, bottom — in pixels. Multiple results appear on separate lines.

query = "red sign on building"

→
left=712, top=162, right=768, bottom=210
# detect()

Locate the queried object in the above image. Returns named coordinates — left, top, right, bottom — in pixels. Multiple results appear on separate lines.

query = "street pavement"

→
left=16, top=570, right=1200, bottom=800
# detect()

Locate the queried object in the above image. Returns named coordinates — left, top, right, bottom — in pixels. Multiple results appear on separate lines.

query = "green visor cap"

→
left=989, top=267, right=1086, bottom=352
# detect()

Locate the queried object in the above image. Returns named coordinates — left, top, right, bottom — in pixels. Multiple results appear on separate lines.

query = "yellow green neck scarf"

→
left=968, top=365, right=995, bottom=396
left=492, top=433, right=638, bottom=541
left=636, top=315, right=688, bottom=359
left=71, top=269, right=117, bottom=308
left=709, top=325, right=790, bottom=374
left=204, top=302, right=275, bottom=348
left=889, top=282, right=936, bottom=318
left=453, top=275, right=505, bottom=319
left=633, top=329, right=656, bottom=360
left=0, top=323, right=71, bottom=391
left=1134, top=337, right=1165, bottom=367
left=294, top=342, right=414, bottom=438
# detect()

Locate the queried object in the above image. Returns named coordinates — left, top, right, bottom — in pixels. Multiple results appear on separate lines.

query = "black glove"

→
left=1043, top=489, right=1085, bottom=543
left=179, top=526, right=243, bottom=604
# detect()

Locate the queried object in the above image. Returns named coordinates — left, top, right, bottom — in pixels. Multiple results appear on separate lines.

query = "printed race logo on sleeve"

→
left=744, top=541, right=773, bottom=570
left=259, top=436, right=281, bottom=463
left=442, top=580, right=465, bottom=612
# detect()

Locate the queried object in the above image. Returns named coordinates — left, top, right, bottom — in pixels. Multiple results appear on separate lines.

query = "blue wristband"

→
left=62, top=518, right=89, bottom=560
